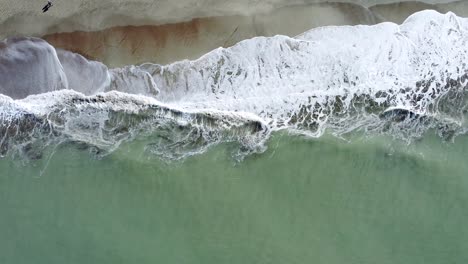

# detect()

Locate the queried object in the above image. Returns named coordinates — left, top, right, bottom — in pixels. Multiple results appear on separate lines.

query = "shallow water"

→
left=2, top=9, right=468, bottom=264
left=2, top=132, right=468, bottom=263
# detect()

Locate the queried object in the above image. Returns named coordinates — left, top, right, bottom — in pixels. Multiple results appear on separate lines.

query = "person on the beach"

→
left=42, top=1, right=53, bottom=13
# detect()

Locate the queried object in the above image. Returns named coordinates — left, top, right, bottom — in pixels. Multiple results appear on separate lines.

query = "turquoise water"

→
left=2, top=132, right=468, bottom=263
left=3, top=9, right=468, bottom=264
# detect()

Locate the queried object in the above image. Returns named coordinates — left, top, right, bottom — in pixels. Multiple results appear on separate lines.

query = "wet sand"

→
left=41, top=1, right=468, bottom=67
left=1, top=0, right=467, bottom=66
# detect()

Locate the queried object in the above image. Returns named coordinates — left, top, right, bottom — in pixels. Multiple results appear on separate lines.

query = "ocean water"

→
left=2, top=10, right=468, bottom=264
left=1, top=132, right=468, bottom=263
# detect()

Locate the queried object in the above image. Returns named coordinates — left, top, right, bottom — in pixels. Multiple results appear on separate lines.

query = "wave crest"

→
left=1, top=10, right=468, bottom=160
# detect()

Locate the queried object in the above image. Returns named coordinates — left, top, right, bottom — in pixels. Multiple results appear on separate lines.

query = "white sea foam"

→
left=141, top=11, right=467, bottom=134
left=0, top=37, right=68, bottom=99
left=57, top=49, right=111, bottom=95
left=1, top=10, right=467, bottom=160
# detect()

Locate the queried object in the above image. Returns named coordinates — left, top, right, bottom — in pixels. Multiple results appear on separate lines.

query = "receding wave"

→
left=0, top=91, right=268, bottom=160
left=1, top=10, right=468, bottom=160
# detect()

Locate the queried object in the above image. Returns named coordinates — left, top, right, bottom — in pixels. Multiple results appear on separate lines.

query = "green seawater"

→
left=1, top=133, right=468, bottom=263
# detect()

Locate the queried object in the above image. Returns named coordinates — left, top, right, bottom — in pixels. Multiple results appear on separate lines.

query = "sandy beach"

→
left=0, top=0, right=467, bottom=65
left=0, top=1, right=466, bottom=39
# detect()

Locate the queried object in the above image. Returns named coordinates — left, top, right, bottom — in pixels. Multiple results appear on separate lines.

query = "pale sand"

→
left=1, top=0, right=467, bottom=67
left=43, top=3, right=381, bottom=67
left=39, top=1, right=468, bottom=67
left=0, top=0, right=464, bottom=40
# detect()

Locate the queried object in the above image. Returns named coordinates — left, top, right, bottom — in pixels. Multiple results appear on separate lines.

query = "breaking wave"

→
left=1, top=10, right=468, bottom=160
